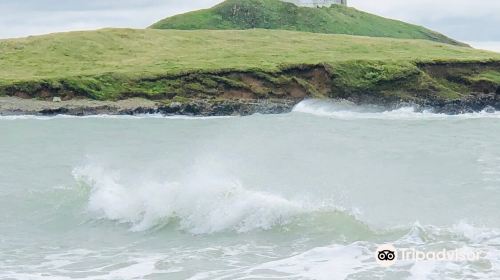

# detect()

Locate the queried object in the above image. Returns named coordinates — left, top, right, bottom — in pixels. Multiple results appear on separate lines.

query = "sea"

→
left=1, top=99, right=500, bottom=279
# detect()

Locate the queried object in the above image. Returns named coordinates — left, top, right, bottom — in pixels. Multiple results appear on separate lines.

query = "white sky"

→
left=0, top=0, right=499, bottom=50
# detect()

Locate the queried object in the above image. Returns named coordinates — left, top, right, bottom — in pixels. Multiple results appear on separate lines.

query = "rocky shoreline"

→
left=0, top=97, right=298, bottom=116
left=2, top=61, right=500, bottom=117
left=414, top=92, right=499, bottom=114
left=1, top=93, right=499, bottom=117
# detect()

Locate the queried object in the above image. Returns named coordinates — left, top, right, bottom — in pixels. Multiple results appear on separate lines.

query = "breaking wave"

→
left=72, top=161, right=355, bottom=235
left=293, top=99, right=500, bottom=120
left=4, top=100, right=500, bottom=279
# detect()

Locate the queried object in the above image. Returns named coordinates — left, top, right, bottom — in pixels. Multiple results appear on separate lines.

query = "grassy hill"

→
left=0, top=28, right=499, bottom=102
left=150, top=0, right=466, bottom=46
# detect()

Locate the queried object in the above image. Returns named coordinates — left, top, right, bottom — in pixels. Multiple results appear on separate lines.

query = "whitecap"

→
left=293, top=99, right=500, bottom=120
left=72, top=161, right=341, bottom=234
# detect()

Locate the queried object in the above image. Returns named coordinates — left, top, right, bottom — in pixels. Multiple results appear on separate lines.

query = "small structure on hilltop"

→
left=282, top=0, right=347, bottom=7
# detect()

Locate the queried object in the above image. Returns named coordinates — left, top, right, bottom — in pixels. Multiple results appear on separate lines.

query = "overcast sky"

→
left=1, top=0, right=499, bottom=50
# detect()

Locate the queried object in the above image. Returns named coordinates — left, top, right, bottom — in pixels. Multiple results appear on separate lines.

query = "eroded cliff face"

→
left=1, top=61, right=500, bottom=115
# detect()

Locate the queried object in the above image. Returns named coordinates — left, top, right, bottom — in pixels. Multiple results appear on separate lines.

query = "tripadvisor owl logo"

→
left=375, top=244, right=485, bottom=267
left=375, top=244, right=397, bottom=267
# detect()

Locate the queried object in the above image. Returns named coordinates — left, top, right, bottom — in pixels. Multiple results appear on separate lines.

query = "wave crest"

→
left=293, top=99, right=500, bottom=120
left=72, top=162, right=346, bottom=234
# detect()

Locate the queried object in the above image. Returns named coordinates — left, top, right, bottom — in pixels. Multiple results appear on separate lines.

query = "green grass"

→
left=150, top=0, right=466, bottom=46
left=1, top=28, right=498, bottom=82
left=0, top=28, right=499, bottom=100
left=470, top=70, right=500, bottom=84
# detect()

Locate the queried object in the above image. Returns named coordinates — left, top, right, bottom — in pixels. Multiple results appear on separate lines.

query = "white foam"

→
left=220, top=223, right=500, bottom=280
left=0, top=250, right=171, bottom=280
left=244, top=243, right=373, bottom=280
left=391, top=221, right=500, bottom=279
left=451, top=221, right=500, bottom=244
left=293, top=99, right=500, bottom=120
left=4, top=221, right=500, bottom=280
left=72, top=160, right=334, bottom=234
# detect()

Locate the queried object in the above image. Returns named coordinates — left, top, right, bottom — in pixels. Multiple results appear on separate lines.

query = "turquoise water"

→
left=1, top=100, right=500, bottom=279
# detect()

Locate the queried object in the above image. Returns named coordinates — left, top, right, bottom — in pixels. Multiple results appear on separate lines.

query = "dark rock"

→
left=39, top=107, right=70, bottom=115
left=181, top=103, right=201, bottom=115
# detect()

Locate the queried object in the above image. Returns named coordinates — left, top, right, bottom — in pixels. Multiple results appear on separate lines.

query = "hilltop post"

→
left=282, top=0, right=347, bottom=7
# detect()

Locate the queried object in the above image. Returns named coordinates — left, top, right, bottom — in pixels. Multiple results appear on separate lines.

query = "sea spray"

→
left=72, top=160, right=341, bottom=234
left=3, top=105, right=500, bottom=279
left=293, top=99, right=500, bottom=120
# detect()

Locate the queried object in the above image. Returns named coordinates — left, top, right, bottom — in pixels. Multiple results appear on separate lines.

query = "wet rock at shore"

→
left=1, top=94, right=499, bottom=117
left=0, top=97, right=299, bottom=117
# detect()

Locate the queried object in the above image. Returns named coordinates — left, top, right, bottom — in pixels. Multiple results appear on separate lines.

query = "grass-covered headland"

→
left=1, top=0, right=500, bottom=115
left=150, top=0, right=465, bottom=46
